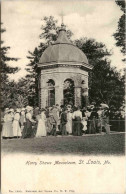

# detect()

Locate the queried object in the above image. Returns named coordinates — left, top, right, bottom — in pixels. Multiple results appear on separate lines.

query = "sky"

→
left=1, top=0, right=124, bottom=81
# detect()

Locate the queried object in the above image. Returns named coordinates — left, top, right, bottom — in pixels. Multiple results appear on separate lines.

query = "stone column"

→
left=74, top=87, right=81, bottom=107
left=55, top=85, right=64, bottom=106
left=81, top=77, right=89, bottom=107
left=41, top=88, right=48, bottom=108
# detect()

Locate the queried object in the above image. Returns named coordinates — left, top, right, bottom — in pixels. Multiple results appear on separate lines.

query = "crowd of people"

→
left=1, top=103, right=120, bottom=140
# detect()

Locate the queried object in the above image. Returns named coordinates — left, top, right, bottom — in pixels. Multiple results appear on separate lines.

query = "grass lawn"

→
left=1, top=133, right=125, bottom=155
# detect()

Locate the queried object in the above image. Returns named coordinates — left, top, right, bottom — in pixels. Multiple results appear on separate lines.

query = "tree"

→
left=89, top=60, right=125, bottom=109
left=75, top=37, right=124, bottom=109
left=1, top=24, right=19, bottom=109
left=75, top=38, right=111, bottom=66
left=113, top=0, right=125, bottom=59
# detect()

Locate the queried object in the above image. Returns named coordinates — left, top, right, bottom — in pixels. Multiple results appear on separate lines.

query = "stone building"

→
left=37, top=23, right=93, bottom=108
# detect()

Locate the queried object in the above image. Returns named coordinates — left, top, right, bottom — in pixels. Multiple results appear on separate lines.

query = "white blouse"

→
left=72, top=110, right=82, bottom=119
left=26, top=113, right=35, bottom=122
left=14, top=113, right=20, bottom=121
left=40, top=112, right=46, bottom=121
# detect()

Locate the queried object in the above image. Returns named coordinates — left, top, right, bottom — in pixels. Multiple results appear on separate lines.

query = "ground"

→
left=1, top=133, right=125, bottom=155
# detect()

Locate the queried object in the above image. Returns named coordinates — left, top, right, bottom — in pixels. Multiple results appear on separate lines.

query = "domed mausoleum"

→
left=37, top=24, right=93, bottom=108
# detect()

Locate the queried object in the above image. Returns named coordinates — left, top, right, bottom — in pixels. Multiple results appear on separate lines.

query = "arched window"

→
left=63, top=79, right=74, bottom=106
left=47, top=79, right=55, bottom=107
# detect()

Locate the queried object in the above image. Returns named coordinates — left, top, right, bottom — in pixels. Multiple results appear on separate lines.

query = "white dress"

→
left=36, top=112, right=47, bottom=137
left=13, top=113, right=21, bottom=137
left=66, top=112, right=73, bottom=134
left=81, top=117, right=87, bottom=131
left=2, top=113, right=13, bottom=137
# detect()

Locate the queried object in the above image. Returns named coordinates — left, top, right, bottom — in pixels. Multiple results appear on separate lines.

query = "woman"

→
left=20, top=108, right=26, bottom=133
left=66, top=108, right=73, bottom=135
left=72, top=106, right=83, bottom=136
left=97, top=106, right=103, bottom=133
left=36, top=108, right=47, bottom=137
left=89, top=108, right=98, bottom=134
left=22, top=106, right=36, bottom=138
left=81, top=108, right=87, bottom=133
left=101, top=108, right=110, bottom=134
left=2, top=109, right=14, bottom=139
left=13, top=108, right=21, bottom=138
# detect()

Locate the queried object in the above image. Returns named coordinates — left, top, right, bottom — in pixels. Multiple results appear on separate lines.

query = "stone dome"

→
left=39, top=24, right=88, bottom=65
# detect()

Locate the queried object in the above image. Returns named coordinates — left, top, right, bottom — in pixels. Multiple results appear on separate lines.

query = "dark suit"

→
left=61, top=112, right=67, bottom=135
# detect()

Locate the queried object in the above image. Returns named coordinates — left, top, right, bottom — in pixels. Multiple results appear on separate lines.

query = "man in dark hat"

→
left=61, top=107, right=68, bottom=136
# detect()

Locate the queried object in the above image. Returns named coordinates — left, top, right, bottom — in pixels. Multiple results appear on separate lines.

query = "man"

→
left=52, top=105, right=59, bottom=132
left=49, top=110, right=57, bottom=136
left=61, top=107, right=68, bottom=136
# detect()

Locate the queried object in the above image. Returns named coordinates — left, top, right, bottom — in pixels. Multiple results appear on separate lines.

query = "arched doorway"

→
left=47, top=79, right=55, bottom=107
left=63, top=79, right=74, bottom=106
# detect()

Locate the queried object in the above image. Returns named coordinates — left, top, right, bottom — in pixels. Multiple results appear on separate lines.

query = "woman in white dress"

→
left=2, top=109, right=14, bottom=139
left=13, top=109, right=21, bottom=138
left=36, top=108, right=47, bottom=137
left=66, top=110, right=73, bottom=134
left=81, top=108, right=87, bottom=133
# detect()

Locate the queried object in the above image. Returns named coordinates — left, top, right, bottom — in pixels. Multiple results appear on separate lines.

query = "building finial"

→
left=60, top=11, right=64, bottom=25
left=59, top=11, right=66, bottom=31
left=61, top=12, right=64, bottom=24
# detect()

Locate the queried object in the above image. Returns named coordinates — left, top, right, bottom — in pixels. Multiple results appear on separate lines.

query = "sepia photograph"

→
left=1, top=0, right=125, bottom=193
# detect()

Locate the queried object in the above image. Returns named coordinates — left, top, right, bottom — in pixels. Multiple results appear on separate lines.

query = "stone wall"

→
left=39, top=66, right=89, bottom=108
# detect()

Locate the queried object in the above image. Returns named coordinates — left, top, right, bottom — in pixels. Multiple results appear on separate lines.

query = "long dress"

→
left=22, top=112, right=34, bottom=138
left=66, top=112, right=73, bottom=134
left=2, top=113, right=13, bottom=138
left=20, top=113, right=26, bottom=133
left=72, top=110, right=83, bottom=136
left=13, top=113, right=21, bottom=137
left=85, top=111, right=91, bottom=134
left=89, top=111, right=98, bottom=134
left=101, top=110, right=110, bottom=134
left=97, top=110, right=103, bottom=133
left=81, top=117, right=87, bottom=132
left=36, top=112, right=47, bottom=137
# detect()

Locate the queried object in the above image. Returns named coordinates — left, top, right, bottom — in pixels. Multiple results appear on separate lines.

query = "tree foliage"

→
left=1, top=24, right=19, bottom=109
left=89, top=60, right=125, bottom=109
left=113, top=0, right=125, bottom=57
left=75, top=37, right=125, bottom=109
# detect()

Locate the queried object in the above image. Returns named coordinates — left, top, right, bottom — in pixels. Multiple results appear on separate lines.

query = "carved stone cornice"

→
left=37, top=62, right=93, bottom=71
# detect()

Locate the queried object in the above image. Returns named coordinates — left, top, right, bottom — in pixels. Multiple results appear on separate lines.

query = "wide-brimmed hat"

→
left=100, top=103, right=109, bottom=109
left=10, top=108, right=14, bottom=112
left=26, top=106, right=33, bottom=112
left=4, top=108, right=9, bottom=114
left=21, top=108, right=25, bottom=111
left=16, top=108, right=21, bottom=113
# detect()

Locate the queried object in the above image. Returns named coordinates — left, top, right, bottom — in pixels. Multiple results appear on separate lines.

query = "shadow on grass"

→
left=1, top=133, right=125, bottom=156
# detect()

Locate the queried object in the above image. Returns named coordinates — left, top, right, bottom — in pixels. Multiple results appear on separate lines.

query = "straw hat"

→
left=5, top=108, right=9, bottom=114
left=10, top=108, right=14, bottom=112
left=26, top=106, right=33, bottom=112
left=16, top=108, right=21, bottom=113
left=21, top=108, right=25, bottom=111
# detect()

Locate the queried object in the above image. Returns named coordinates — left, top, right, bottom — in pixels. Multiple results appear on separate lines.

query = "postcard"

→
left=1, top=0, right=125, bottom=193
